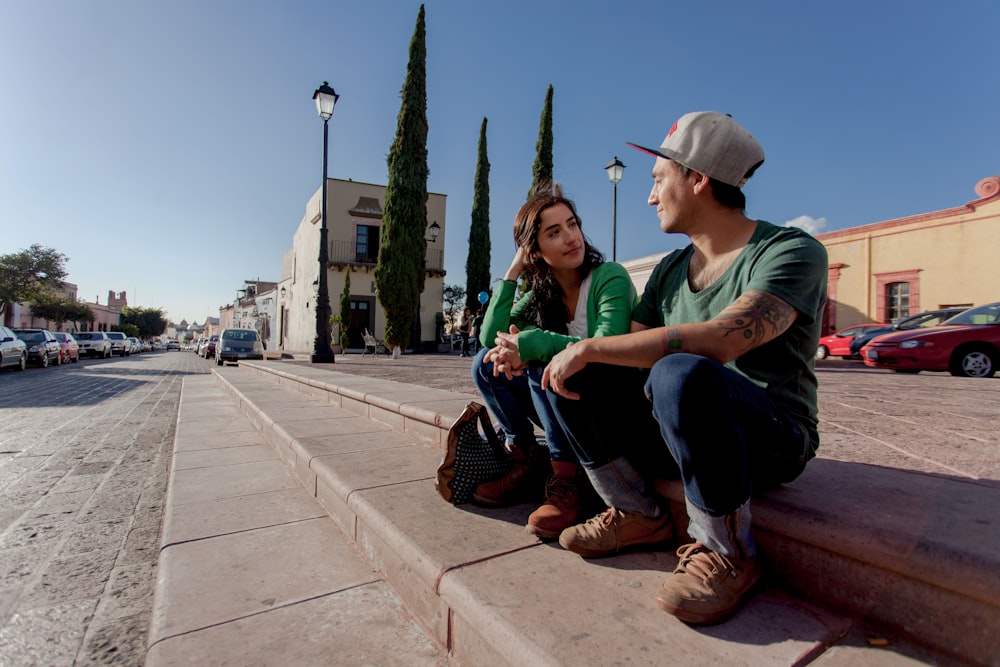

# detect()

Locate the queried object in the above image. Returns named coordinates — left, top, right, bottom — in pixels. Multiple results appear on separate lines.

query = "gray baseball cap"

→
left=627, top=111, right=765, bottom=188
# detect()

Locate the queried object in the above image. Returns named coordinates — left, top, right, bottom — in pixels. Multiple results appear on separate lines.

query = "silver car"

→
left=0, top=325, right=28, bottom=371
left=106, top=331, right=130, bottom=357
left=75, top=331, right=112, bottom=358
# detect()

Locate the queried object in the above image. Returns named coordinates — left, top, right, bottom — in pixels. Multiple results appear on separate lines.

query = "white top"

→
left=566, top=274, right=591, bottom=339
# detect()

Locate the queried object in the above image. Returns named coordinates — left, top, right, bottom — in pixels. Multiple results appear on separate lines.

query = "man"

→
left=534, top=111, right=828, bottom=624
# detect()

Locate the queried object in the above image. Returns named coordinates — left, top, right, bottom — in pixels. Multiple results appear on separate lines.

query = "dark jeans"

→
left=470, top=347, right=572, bottom=462
left=551, top=354, right=808, bottom=515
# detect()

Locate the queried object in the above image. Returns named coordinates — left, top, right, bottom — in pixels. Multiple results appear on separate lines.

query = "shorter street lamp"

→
left=428, top=221, right=440, bottom=242
left=604, top=156, right=625, bottom=262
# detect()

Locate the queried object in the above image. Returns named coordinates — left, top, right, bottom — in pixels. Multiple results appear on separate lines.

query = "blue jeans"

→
left=551, top=354, right=808, bottom=516
left=470, top=347, right=573, bottom=462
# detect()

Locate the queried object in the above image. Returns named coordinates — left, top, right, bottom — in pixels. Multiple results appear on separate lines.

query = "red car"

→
left=53, top=332, right=80, bottom=363
left=816, top=323, right=884, bottom=360
left=862, top=301, right=1000, bottom=377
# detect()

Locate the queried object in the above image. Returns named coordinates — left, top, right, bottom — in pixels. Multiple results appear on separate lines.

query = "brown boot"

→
left=525, top=461, right=591, bottom=540
left=472, top=444, right=548, bottom=507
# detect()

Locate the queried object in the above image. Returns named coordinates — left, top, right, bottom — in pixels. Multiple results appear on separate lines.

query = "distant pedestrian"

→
left=458, top=307, right=472, bottom=357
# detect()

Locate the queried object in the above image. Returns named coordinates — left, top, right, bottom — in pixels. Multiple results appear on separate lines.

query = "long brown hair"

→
left=514, top=182, right=604, bottom=333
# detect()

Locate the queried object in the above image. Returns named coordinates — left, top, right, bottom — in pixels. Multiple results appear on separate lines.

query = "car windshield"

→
left=944, top=303, right=1000, bottom=326
left=16, top=331, right=44, bottom=342
left=54, top=333, right=69, bottom=341
left=222, top=330, right=258, bottom=341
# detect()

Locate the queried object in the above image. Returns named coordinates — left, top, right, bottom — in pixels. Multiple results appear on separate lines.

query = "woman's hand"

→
left=486, top=325, right=524, bottom=380
left=504, top=246, right=531, bottom=282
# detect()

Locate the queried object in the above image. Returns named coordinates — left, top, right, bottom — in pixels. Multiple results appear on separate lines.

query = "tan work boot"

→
left=558, top=506, right=673, bottom=558
left=472, top=444, right=548, bottom=507
left=525, top=461, right=592, bottom=540
left=653, top=542, right=761, bottom=624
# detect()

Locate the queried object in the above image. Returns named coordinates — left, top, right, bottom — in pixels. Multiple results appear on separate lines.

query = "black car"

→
left=12, top=328, right=62, bottom=367
left=849, top=307, right=970, bottom=356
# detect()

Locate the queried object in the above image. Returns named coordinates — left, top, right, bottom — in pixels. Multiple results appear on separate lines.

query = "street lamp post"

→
left=311, top=81, right=339, bottom=364
left=604, top=156, right=625, bottom=262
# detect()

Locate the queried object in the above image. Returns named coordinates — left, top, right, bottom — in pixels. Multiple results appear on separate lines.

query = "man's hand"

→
left=541, top=340, right=588, bottom=400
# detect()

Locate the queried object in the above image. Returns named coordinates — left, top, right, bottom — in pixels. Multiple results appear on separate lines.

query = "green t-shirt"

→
left=632, top=220, right=828, bottom=455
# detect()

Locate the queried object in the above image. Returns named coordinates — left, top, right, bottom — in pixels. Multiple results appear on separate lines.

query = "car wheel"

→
left=216, top=357, right=223, bottom=366
left=950, top=347, right=996, bottom=378
left=39, top=353, right=48, bottom=368
left=815, top=346, right=829, bottom=360
left=17, top=353, right=26, bottom=371
left=56, top=351, right=62, bottom=365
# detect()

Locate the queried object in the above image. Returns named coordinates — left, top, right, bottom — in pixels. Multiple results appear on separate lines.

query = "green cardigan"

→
left=478, top=262, right=637, bottom=363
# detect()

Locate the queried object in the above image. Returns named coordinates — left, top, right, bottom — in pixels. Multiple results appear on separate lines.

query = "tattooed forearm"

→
left=715, top=290, right=795, bottom=350
left=660, top=327, right=684, bottom=355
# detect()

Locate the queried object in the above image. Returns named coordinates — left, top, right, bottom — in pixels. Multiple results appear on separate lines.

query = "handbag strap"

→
left=471, top=402, right=507, bottom=459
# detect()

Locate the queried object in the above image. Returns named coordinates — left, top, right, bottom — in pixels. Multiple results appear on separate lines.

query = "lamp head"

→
left=313, top=81, right=339, bottom=120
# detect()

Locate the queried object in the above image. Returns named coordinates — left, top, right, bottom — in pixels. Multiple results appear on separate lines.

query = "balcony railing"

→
left=329, top=240, right=444, bottom=273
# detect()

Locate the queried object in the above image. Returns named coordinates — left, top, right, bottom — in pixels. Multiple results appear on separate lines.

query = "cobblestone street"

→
left=0, top=351, right=209, bottom=666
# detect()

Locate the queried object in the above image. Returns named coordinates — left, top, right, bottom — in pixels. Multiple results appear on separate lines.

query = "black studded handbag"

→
left=436, top=401, right=511, bottom=504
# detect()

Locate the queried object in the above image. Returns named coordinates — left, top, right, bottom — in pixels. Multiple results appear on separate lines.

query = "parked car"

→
left=862, top=301, right=1000, bottom=377
left=53, top=332, right=80, bottom=363
left=166, top=340, right=181, bottom=351
left=0, top=325, right=28, bottom=371
left=13, top=328, right=62, bottom=367
left=215, top=328, right=265, bottom=366
left=815, top=323, right=884, bottom=360
left=75, top=331, right=112, bottom=358
left=201, top=334, right=220, bottom=358
left=194, top=337, right=206, bottom=355
left=848, top=307, right=969, bottom=357
left=127, top=337, right=143, bottom=354
left=106, top=331, right=130, bottom=357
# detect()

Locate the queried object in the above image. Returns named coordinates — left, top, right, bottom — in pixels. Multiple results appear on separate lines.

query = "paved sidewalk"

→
left=147, top=351, right=998, bottom=666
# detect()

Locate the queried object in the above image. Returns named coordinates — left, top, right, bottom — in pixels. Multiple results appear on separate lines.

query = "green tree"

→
left=338, top=268, right=352, bottom=349
left=529, top=84, right=554, bottom=196
left=0, top=244, right=68, bottom=317
left=466, top=117, right=492, bottom=312
left=121, top=306, right=168, bottom=338
left=29, top=293, right=88, bottom=331
left=113, top=323, right=140, bottom=338
left=374, top=4, right=429, bottom=357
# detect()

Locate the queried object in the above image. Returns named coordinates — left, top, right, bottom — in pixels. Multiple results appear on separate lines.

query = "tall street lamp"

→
left=604, top=156, right=625, bottom=262
left=311, top=81, right=339, bottom=364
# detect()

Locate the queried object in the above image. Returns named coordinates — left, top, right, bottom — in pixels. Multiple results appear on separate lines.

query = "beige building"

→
left=816, top=175, right=999, bottom=333
left=278, top=178, right=447, bottom=354
left=620, top=175, right=1000, bottom=335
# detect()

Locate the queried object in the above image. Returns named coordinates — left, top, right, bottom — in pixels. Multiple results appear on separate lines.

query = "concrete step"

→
left=203, top=360, right=994, bottom=666
left=146, top=375, right=447, bottom=666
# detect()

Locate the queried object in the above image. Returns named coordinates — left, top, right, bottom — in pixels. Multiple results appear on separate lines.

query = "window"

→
left=886, top=282, right=910, bottom=321
left=355, top=225, right=380, bottom=263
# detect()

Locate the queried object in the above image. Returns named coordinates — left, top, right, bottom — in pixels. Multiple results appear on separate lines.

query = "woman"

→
left=471, top=182, right=637, bottom=539
left=458, top=307, right=472, bottom=357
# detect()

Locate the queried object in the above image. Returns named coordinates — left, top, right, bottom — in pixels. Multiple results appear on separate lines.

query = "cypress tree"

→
left=529, top=84, right=554, bottom=196
left=374, top=5, right=429, bottom=357
left=465, top=117, right=491, bottom=312
left=338, top=268, right=351, bottom=350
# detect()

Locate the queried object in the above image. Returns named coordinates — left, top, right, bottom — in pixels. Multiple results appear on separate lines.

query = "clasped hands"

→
left=485, top=325, right=524, bottom=380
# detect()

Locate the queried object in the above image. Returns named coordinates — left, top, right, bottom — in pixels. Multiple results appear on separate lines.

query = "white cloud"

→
left=783, top=215, right=828, bottom=235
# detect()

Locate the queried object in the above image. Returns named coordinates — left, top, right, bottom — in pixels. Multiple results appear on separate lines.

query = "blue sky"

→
left=2, top=1, right=997, bottom=325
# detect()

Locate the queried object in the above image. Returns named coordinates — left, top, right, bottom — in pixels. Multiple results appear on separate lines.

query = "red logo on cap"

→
left=667, top=120, right=679, bottom=137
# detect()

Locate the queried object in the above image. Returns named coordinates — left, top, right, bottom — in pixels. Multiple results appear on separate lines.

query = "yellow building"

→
left=279, top=178, right=447, bottom=353
left=816, top=175, right=1000, bottom=333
